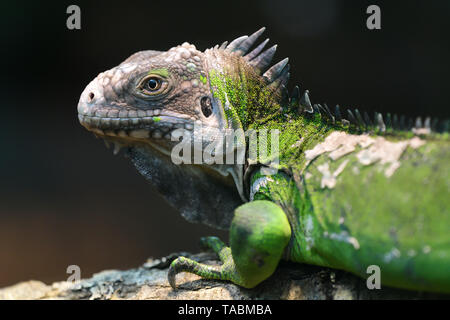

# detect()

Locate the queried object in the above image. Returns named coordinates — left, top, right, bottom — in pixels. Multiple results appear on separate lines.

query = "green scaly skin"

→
left=77, top=28, right=450, bottom=293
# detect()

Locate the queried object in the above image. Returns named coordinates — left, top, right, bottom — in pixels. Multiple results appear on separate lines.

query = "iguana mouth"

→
left=77, top=110, right=197, bottom=159
left=78, top=112, right=194, bottom=139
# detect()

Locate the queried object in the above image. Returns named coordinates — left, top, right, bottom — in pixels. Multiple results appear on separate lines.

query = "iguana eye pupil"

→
left=146, top=77, right=161, bottom=91
left=201, top=96, right=212, bottom=117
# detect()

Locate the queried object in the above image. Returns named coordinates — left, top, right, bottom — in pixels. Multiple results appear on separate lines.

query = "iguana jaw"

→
left=78, top=109, right=195, bottom=156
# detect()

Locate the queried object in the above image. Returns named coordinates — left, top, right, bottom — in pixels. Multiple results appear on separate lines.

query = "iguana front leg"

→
left=168, top=200, right=292, bottom=289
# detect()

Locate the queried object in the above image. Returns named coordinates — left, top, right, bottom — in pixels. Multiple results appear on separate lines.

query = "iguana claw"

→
left=167, top=263, right=178, bottom=290
left=168, top=255, right=224, bottom=290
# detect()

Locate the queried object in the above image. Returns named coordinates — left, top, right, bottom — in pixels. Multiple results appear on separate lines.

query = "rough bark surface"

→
left=0, top=252, right=448, bottom=300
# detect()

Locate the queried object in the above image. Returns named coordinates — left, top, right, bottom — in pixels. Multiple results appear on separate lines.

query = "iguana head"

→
left=77, top=28, right=289, bottom=229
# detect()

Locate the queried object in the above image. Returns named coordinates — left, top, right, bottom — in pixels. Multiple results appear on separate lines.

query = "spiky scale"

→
left=385, top=113, right=392, bottom=130
left=227, top=35, right=248, bottom=51
left=347, top=109, right=358, bottom=127
left=263, top=58, right=289, bottom=83
left=363, top=111, right=373, bottom=128
left=316, top=104, right=327, bottom=119
left=392, top=114, right=399, bottom=130
left=280, top=84, right=289, bottom=108
left=245, top=38, right=269, bottom=61
left=313, top=104, right=320, bottom=115
left=299, top=90, right=314, bottom=113
left=290, top=85, right=300, bottom=107
left=291, top=86, right=306, bottom=114
left=322, top=103, right=335, bottom=123
left=334, top=105, right=342, bottom=121
left=424, top=117, right=431, bottom=129
left=266, top=70, right=290, bottom=94
left=234, top=27, right=266, bottom=56
left=280, top=69, right=290, bottom=87
left=264, top=64, right=290, bottom=93
left=354, top=109, right=366, bottom=128
left=248, top=45, right=277, bottom=71
left=219, top=41, right=228, bottom=49
left=415, top=117, right=423, bottom=129
left=376, top=112, right=386, bottom=132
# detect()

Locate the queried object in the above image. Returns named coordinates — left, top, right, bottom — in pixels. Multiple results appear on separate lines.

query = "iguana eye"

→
left=145, top=77, right=161, bottom=91
left=138, top=75, right=168, bottom=96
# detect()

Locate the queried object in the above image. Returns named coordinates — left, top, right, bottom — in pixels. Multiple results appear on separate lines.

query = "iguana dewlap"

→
left=77, top=28, right=450, bottom=293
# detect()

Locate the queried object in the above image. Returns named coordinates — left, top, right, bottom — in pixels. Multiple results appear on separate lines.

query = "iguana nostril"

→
left=88, top=92, right=95, bottom=102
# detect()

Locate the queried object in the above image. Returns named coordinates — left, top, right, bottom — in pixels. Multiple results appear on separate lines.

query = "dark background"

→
left=0, top=0, right=449, bottom=287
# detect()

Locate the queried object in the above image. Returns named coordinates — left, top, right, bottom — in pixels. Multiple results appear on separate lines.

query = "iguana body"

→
left=77, top=28, right=450, bottom=293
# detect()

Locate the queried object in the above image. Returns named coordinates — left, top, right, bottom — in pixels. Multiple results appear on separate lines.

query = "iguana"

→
left=77, top=28, right=450, bottom=294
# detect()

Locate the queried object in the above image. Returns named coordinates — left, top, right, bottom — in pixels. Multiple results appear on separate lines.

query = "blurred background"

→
left=0, top=0, right=449, bottom=287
